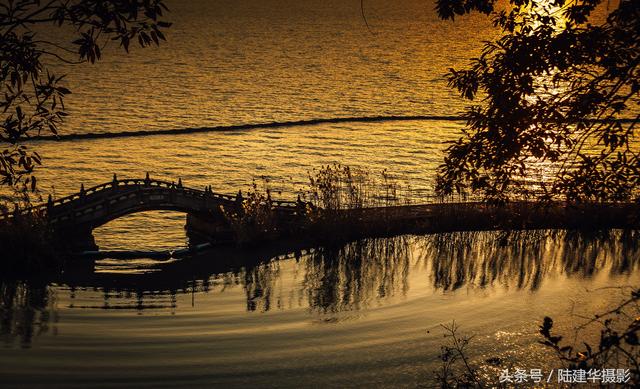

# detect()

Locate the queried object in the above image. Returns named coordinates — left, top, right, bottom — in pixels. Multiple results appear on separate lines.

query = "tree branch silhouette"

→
left=435, top=0, right=639, bottom=203
left=0, top=0, right=172, bottom=191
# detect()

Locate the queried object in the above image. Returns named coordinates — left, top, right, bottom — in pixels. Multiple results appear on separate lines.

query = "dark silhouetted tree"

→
left=435, top=0, right=639, bottom=202
left=0, top=0, right=171, bottom=191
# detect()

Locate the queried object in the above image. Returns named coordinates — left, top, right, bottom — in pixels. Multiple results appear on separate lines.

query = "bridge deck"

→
left=1, top=178, right=298, bottom=221
left=1, top=177, right=638, bottom=251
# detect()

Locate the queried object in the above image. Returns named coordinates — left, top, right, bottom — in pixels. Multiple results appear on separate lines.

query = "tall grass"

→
left=220, top=180, right=279, bottom=244
left=222, top=165, right=412, bottom=244
left=0, top=185, right=61, bottom=274
left=301, top=164, right=410, bottom=211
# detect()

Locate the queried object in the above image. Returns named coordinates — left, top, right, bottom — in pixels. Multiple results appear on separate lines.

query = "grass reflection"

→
left=0, top=280, right=55, bottom=349
left=425, top=230, right=640, bottom=291
left=302, top=237, right=411, bottom=314
left=1, top=230, right=638, bottom=347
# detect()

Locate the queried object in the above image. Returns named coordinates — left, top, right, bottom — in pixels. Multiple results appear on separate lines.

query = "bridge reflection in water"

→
left=1, top=230, right=639, bottom=348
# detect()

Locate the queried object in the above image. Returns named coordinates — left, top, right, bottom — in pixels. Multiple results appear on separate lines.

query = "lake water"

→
left=20, top=0, right=501, bottom=250
left=1, top=0, right=636, bottom=387
left=2, top=232, right=639, bottom=387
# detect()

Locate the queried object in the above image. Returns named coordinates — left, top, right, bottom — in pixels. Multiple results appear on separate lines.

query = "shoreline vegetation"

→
left=1, top=163, right=639, bottom=274
left=0, top=210, right=60, bottom=274
left=218, top=164, right=640, bottom=252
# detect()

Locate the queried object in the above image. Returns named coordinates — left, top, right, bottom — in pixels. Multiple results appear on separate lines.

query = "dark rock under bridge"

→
left=1, top=175, right=638, bottom=253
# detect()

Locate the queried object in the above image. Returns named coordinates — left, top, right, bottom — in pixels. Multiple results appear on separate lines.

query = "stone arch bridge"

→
left=3, top=175, right=638, bottom=253
left=1, top=176, right=301, bottom=251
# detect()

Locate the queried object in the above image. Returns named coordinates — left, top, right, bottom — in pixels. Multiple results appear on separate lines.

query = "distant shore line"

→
left=26, top=114, right=638, bottom=142
left=30, top=115, right=465, bottom=142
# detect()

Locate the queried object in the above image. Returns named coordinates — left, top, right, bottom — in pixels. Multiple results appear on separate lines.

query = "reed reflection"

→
left=235, top=238, right=412, bottom=313
left=425, top=230, right=640, bottom=291
left=1, top=230, right=639, bottom=348
left=0, top=280, right=56, bottom=349
left=244, top=260, right=282, bottom=312
left=302, top=237, right=411, bottom=314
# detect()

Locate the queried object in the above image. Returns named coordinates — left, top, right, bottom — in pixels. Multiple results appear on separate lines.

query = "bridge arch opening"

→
left=92, top=210, right=189, bottom=251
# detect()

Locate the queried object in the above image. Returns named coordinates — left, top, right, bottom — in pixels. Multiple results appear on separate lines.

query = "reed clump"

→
left=222, top=164, right=640, bottom=245
left=221, top=165, right=412, bottom=245
left=221, top=180, right=279, bottom=245
left=302, top=164, right=409, bottom=211
left=297, top=164, right=413, bottom=243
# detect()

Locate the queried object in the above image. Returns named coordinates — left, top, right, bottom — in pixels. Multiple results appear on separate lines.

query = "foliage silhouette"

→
left=435, top=0, right=639, bottom=202
left=0, top=0, right=171, bottom=190
left=435, top=288, right=640, bottom=387
left=538, top=288, right=640, bottom=384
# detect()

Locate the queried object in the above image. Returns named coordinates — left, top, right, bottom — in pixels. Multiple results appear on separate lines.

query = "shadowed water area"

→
left=1, top=0, right=637, bottom=387
left=2, top=232, right=640, bottom=387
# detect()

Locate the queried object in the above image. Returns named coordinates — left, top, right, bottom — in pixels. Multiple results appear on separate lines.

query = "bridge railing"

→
left=0, top=177, right=300, bottom=220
